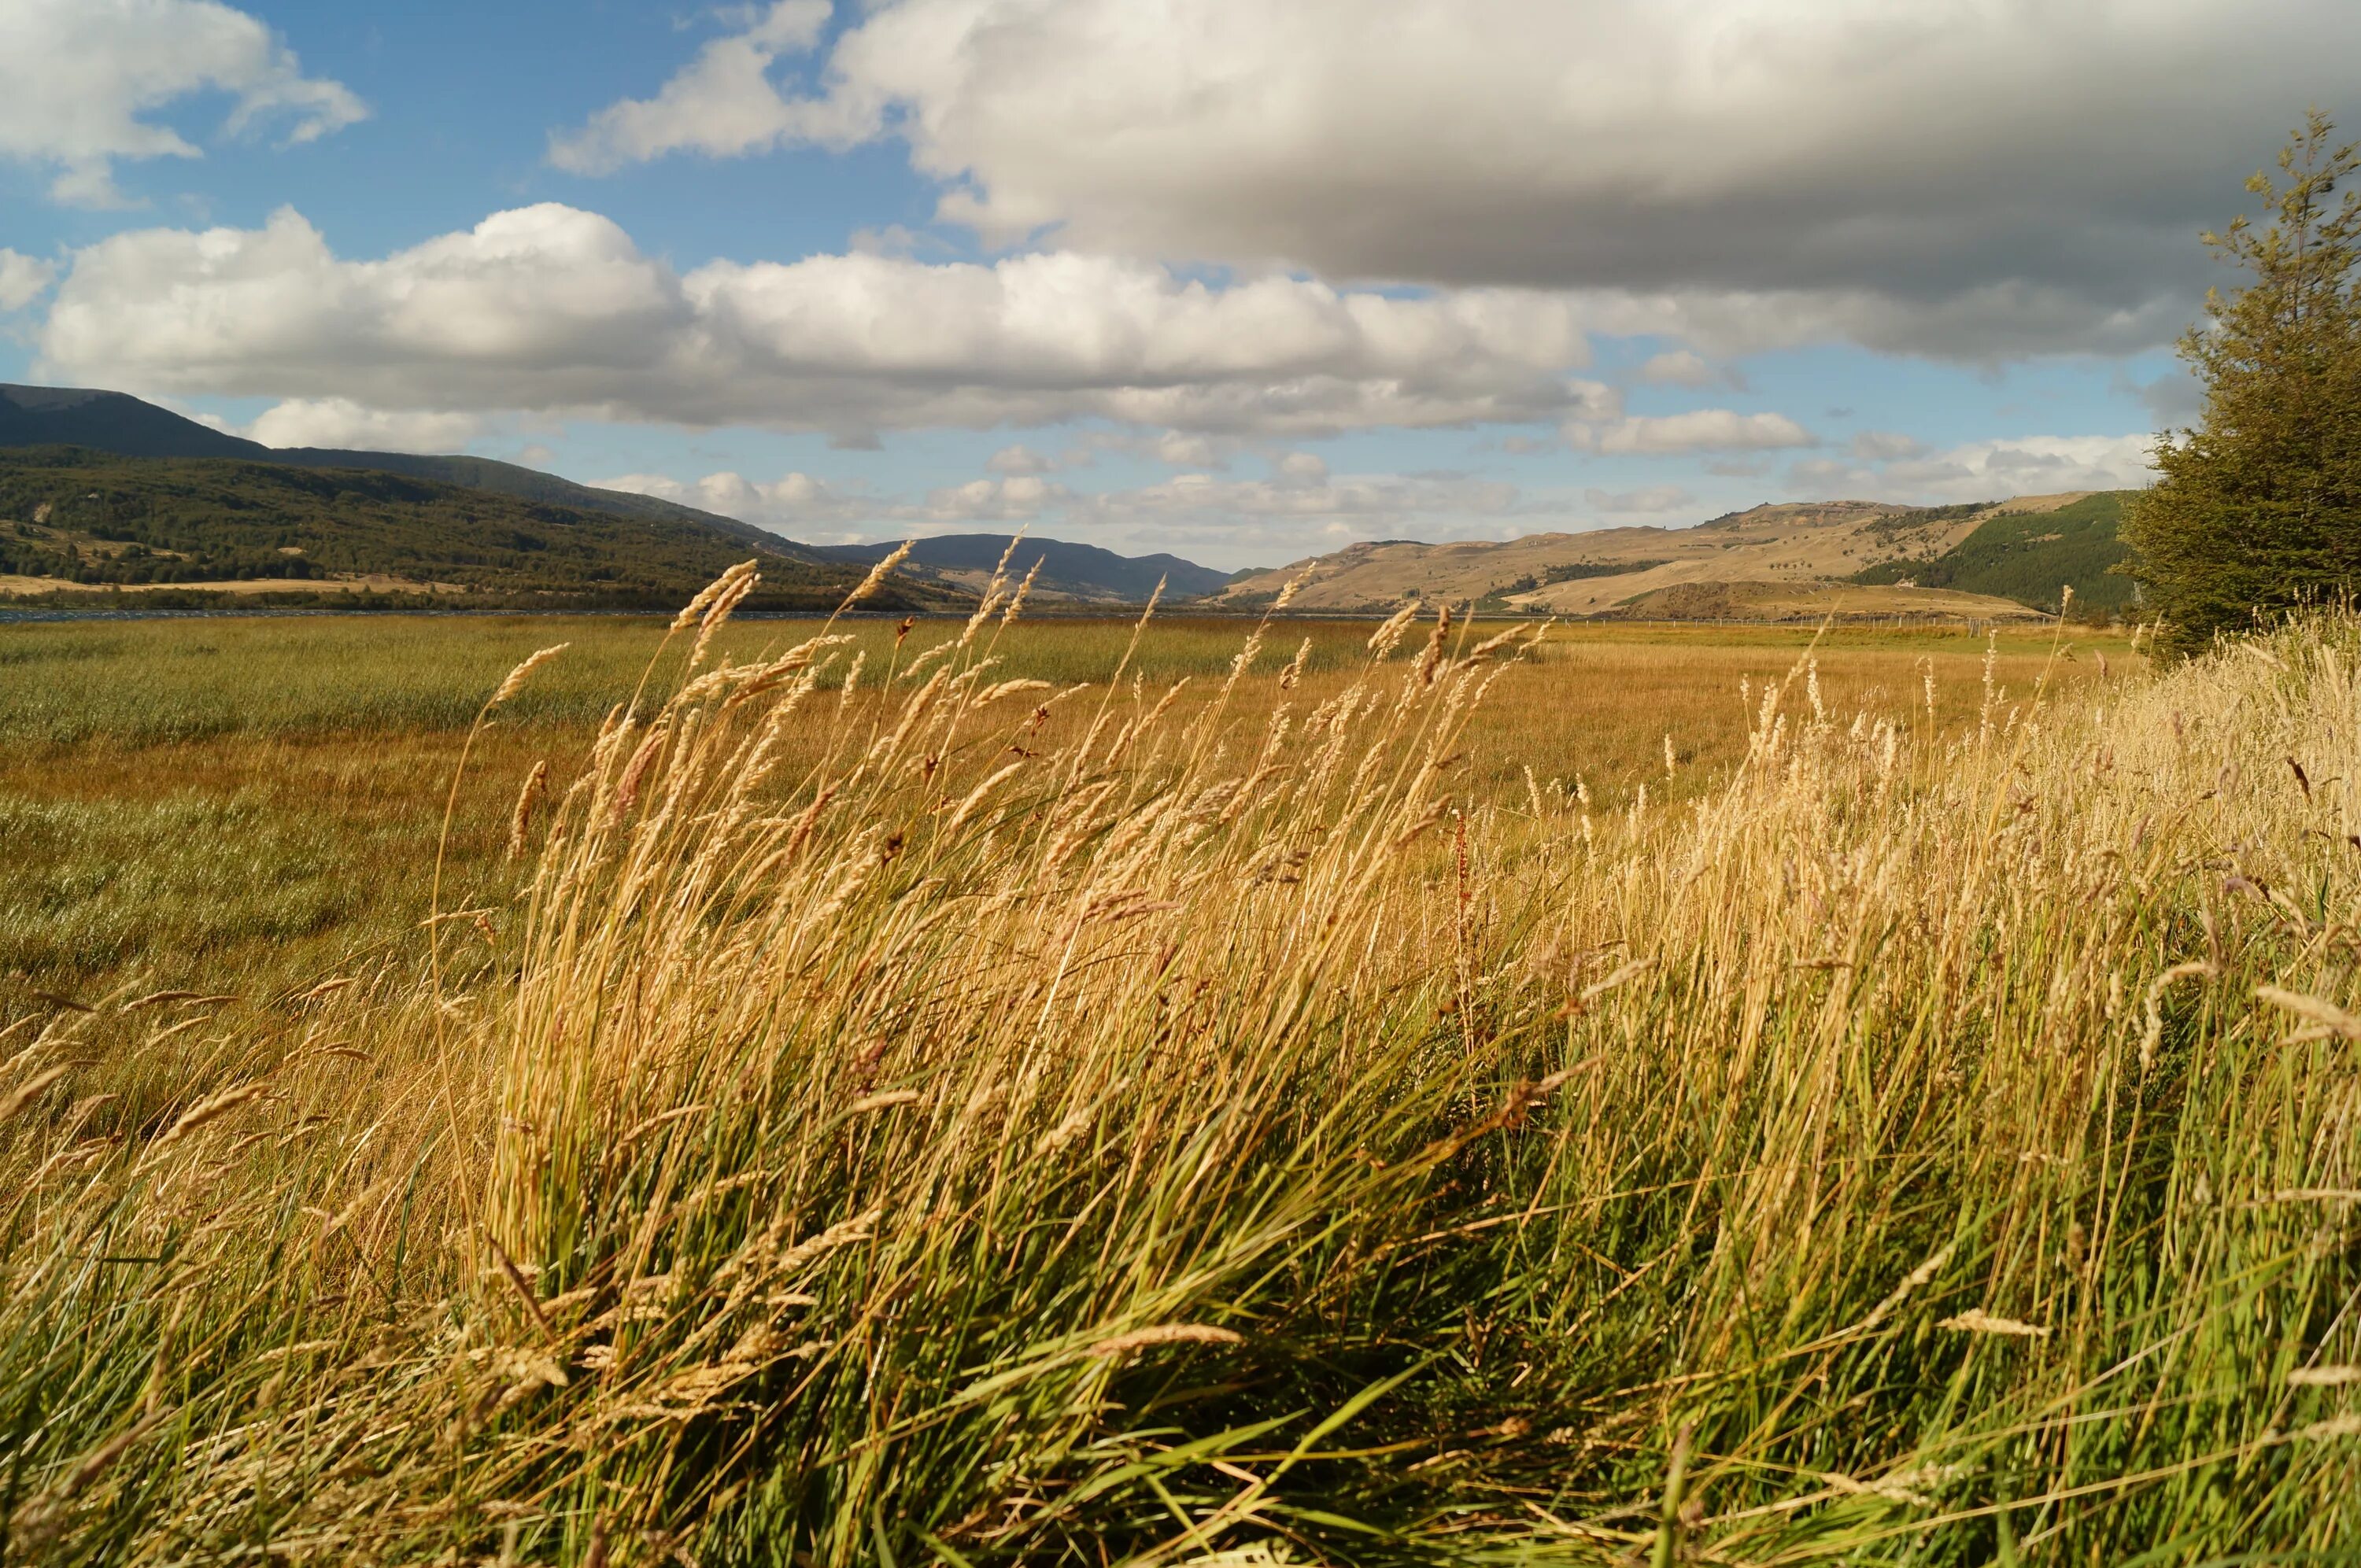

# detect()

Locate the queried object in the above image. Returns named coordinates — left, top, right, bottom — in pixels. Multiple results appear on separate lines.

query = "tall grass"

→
left=2, top=573, right=2354, bottom=1562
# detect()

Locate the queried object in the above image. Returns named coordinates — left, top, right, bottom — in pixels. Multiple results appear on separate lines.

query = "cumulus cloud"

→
left=1791, top=433, right=2159, bottom=504
left=604, top=465, right=1070, bottom=533
left=1637, top=350, right=1720, bottom=389
left=599, top=467, right=884, bottom=533
left=555, top=0, right=2355, bottom=356
left=1055, top=467, right=1531, bottom=564
left=602, top=459, right=1526, bottom=564
left=1072, top=468, right=1519, bottom=529
left=549, top=1, right=870, bottom=173
left=0, top=250, right=57, bottom=312
left=985, top=443, right=1057, bottom=474
left=926, top=474, right=1068, bottom=520
left=0, top=0, right=364, bottom=207
left=1848, top=430, right=1928, bottom=462
left=1273, top=451, right=1328, bottom=486
left=37, top=204, right=1599, bottom=439
left=1151, top=430, right=1227, bottom=468
left=1889, top=434, right=2160, bottom=499
left=1583, top=485, right=1694, bottom=515
left=245, top=397, right=485, bottom=452
left=1565, top=409, right=1815, bottom=456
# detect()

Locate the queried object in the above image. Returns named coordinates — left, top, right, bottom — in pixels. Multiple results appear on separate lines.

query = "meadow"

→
left=0, top=610, right=2112, bottom=1017
left=11, top=581, right=2361, bottom=1562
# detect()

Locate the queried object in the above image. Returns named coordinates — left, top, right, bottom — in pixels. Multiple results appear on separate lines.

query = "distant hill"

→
left=817, top=533, right=1234, bottom=604
left=0, top=446, right=953, bottom=612
left=1218, top=492, right=2140, bottom=621
left=0, top=383, right=787, bottom=552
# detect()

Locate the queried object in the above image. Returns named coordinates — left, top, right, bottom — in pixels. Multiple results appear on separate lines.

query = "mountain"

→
left=0, top=383, right=786, bottom=552
left=817, top=533, right=1235, bottom=604
left=0, top=446, right=955, bottom=612
left=1217, top=492, right=2137, bottom=621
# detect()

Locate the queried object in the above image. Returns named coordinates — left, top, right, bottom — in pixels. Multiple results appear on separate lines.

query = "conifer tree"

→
left=2126, top=110, right=2361, bottom=656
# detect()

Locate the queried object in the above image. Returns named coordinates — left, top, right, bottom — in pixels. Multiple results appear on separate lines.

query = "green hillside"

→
left=0, top=382, right=775, bottom=546
left=0, top=448, right=944, bottom=612
left=1853, top=492, right=2137, bottom=615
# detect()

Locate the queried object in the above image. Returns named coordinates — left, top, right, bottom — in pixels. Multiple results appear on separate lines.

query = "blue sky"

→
left=2, top=0, right=2348, bottom=569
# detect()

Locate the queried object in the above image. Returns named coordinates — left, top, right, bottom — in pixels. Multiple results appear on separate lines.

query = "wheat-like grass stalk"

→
left=20, top=582, right=2361, bottom=1562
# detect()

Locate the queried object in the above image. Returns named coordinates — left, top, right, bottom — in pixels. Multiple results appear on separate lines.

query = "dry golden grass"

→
left=30, top=580, right=2344, bottom=1564
left=0, top=612, right=2124, bottom=1017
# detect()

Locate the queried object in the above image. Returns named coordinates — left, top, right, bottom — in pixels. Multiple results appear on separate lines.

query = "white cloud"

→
left=0, top=0, right=364, bottom=207
left=1888, top=434, right=2160, bottom=499
left=985, top=443, right=1056, bottom=474
left=1273, top=451, right=1328, bottom=486
left=601, top=467, right=1077, bottom=536
left=1583, top=485, right=1694, bottom=515
left=554, top=0, right=2357, bottom=356
left=600, top=460, right=1525, bottom=566
left=1848, top=430, right=1927, bottom=462
left=549, top=2, right=868, bottom=174
left=245, top=397, right=484, bottom=452
left=1791, top=433, right=2159, bottom=504
left=1637, top=350, right=1718, bottom=388
left=37, top=204, right=1598, bottom=439
left=1074, top=468, right=1518, bottom=526
left=598, top=467, right=885, bottom=534
left=927, top=473, right=1067, bottom=521
left=1565, top=408, right=1815, bottom=455
left=1062, top=467, right=1531, bottom=566
left=0, top=249, right=57, bottom=312
left=1152, top=430, right=1225, bottom=468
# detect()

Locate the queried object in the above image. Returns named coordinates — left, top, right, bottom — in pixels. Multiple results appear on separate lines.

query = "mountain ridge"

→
left=0, top=385, right=1240, bottom=607
left=0, top=384, right=793, bottom=555
left=0, top=445, right=956, bottom=612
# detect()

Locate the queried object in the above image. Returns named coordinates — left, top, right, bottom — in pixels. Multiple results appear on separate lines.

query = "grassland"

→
left=13, top=587, right=2361, bottom=1562
left=0, top=611, right=2122, bottom=1018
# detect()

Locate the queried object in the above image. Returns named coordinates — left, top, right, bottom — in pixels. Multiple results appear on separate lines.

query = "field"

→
left=9, top=586, right=2361, bottom=1562
left=0, top=611, right=2118, bottom=1016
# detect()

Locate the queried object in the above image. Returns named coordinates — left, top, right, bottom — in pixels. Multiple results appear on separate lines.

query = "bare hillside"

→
left=1220, top=493, right=2103, bottom=618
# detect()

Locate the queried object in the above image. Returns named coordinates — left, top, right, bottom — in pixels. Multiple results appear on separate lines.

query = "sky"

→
left=0, top=1, right=2352, bottom=570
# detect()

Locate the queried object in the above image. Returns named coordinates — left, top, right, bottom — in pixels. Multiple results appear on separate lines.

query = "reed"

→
left=2, top=585, right=2355, bottom=1562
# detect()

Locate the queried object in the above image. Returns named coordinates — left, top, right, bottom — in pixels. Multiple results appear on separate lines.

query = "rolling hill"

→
left=0, top=447, right=952, bottom=612
left=1219, top=492, right=2138, bottom=622
left=0, top=383, right=781, bottom=549
left=1, top=385, right=1236, bottom=610
left=816, top=533, right=1235, bottom=604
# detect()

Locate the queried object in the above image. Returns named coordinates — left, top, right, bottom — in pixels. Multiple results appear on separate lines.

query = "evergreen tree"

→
left=2126, top=111, right=2361, bottom=656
